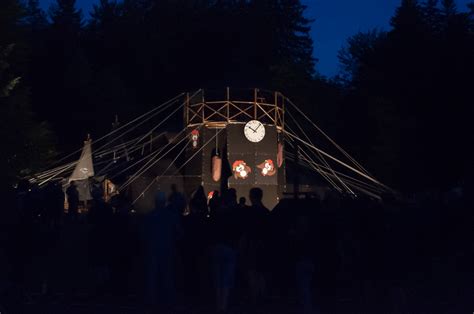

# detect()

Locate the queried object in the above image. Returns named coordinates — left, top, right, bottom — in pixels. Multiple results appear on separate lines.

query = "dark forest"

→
left=1, top=0, right=473, bottom=192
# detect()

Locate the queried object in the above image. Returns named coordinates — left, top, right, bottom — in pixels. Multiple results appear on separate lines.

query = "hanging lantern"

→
left=212, top=155, right=222, bottom=182
left=277, top=142, right=283, bottom=168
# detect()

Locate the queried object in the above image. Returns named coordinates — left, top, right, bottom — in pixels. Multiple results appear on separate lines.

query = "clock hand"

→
left=254, top=123, right=261, bottom=132
left=246, top=125, right=256, bottom=132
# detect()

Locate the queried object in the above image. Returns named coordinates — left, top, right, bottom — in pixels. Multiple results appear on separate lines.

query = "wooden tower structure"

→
left=183, top=88, right=285, bottom=209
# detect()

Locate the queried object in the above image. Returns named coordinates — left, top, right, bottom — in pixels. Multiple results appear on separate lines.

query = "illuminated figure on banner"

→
left=257, top=159, right=276, bottom=176
left=232, top=160, right=251, bottom=179
left=191, top=129, right=199, bottom=148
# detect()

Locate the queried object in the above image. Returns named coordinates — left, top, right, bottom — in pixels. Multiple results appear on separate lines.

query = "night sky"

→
left=39, top=0, right=473, bottom=77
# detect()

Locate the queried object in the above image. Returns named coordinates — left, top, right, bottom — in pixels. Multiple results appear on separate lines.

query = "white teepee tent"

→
left=69, top=139, right=95, bottom=201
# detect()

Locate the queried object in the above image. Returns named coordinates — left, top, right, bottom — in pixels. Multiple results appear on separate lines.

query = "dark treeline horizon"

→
left=1, top=0, right=473, bottom=193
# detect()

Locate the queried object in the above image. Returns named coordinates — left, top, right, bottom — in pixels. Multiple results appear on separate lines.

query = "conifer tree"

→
left=23, top=0, right=48, bottom=30
left=441, top=0, right=457, bottom=16
left=422, top=0, right=442, bottom=32
left=0, top=0, right=55, bottom=185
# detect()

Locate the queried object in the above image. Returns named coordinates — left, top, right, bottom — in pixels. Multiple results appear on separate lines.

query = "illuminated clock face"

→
left=244, top=120, right=265, bottom=143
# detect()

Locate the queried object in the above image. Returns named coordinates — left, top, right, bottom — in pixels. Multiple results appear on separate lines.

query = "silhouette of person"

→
left=44, top=182, right=64, bottom=228
left=109, top=194, right=134, bottom=296
left=183, top=186, right=210, bottom=302
left=189, top=185, right=208, bottom=217
left=222, top=188, right=238, bottom=209
left=88, top=192, right=113, bottom=293
left=290, top=207, right=316, bottom=314
left=238, top=196, right=247, bottom=209
left=11, top=179, right=34, bottom=286
left=66, top=181, right=79, bottom=220
left=241, top=187, right=270, bottom=307
left=145, top=191, right=181, bottom=311
left=211, top=188, right=241, bottom=313
left=168, top=184, right=186, bottom=215
left=209, top=190, right=221, bottom=218
left=38, top=182, right=63, bottom=295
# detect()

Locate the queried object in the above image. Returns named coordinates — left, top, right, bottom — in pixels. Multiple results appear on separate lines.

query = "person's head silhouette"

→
left=249, top=187, right=263, bottom=206
left=154, top=191, right=166, bottom=210
left=227, top=188, right=237, bottom=204
left=171, top=184, right=178, bottom=194
left=195, top=185, right=205, bottom=198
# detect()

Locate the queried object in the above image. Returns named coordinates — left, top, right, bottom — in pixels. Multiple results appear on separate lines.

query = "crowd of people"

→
left=143, top=185, right=308, bottom=313
left=1, top=180, right=473, bottom=313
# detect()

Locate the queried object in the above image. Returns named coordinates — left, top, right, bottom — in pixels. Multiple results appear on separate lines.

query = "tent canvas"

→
left=69, top=139, right=95, bottom=201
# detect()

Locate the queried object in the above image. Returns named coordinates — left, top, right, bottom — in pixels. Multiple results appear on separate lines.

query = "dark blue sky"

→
left=40, top=0, right=472, bottom=77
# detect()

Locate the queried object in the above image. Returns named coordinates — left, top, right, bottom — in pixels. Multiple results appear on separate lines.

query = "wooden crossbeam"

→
left=256, top=103, right=276, bottom=122
left=184, top=91, right=285, bottom=130
left=229, top=103, right=254, bottom=120
left=203, top=103, right=228, bottom=121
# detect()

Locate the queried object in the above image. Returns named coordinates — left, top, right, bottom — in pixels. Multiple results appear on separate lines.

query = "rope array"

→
left=284, top=96, right=373, bottom=177
left=131, top=127, right=224, bottom=205
left=34, top=91, right=199, bottom=185
left=32, top=88, right=393, bottom=201
left=119, top=129, right=193, bottom=192
left=287, top=111, right=351, bottom=191
left=42, top=92, right=186, bottom=171
left=284, top=127, right=341, bottom=192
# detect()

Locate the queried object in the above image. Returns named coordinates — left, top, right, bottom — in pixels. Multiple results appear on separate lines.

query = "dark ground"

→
left=1, top=193, right=474, bottom=314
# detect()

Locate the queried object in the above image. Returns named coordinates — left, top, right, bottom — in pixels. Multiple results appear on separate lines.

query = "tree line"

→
left=336, top=0, right=474, bottom=192
left=0, top=0, right=473, bottom=193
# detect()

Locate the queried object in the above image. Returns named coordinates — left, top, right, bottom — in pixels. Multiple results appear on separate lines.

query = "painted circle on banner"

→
left=244, top=120, right=265, bottom=143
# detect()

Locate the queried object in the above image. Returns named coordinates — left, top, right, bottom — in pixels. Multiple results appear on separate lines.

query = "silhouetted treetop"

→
left=49, top=0, right=84, bottom=31
left=23, top=0, right=48, bottom=30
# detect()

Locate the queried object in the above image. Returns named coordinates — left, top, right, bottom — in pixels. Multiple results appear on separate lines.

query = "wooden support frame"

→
left=185, top=88, right=285, bottom=131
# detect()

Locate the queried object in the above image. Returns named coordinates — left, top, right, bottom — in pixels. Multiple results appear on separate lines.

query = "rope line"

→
left=287, top=151, right=384, bottom=193
left=34, top=161, right=76, bottom=179
left=95, top=132, right=167, bottom=165
left=92, top=95, right=184, bottom=154
left=132, top=137, right=193, bottom=205
left=284, top=131, right=341, bottom=191
left=286, top=111, right=355, bottom=195
left=284, top=96, right=373, bottom=177
left=131, top=90, right=201, bottom=148
left=287, top=151, right=383, bottom=199
left=119, top=127, right=201, bottom=191
left=38, top=162, right=77, bottom=186
left=285, top=123, right=342, bottom=192
left=283, top=130, right=390, bottom=189
left=118, top=133, right=191, bottom=192
left=42, top=93, right=185, bottom=171
left=113, top=129, right=188, bottom=183
left=169, top=128, right=225, bottom=178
